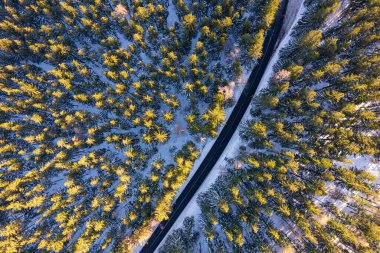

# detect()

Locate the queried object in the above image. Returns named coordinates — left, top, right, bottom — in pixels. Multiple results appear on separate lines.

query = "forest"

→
left=0, top=0, right=284, bottom=252
left=160, top=0, right=380, bottom=252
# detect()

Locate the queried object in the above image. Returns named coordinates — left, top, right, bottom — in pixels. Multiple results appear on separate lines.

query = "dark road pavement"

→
left=140, top=1, right=289, bottom=252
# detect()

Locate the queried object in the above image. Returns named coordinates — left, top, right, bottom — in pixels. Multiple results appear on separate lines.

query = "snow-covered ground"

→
left=322, top=0, right=350, bottom=32
left=315, top=155, right=380, bottom=209
left=153, top=1, right=307, bottom=251
left=350, top=155, right=380, bottom=183
left=167, top=0, right=179, bottom=27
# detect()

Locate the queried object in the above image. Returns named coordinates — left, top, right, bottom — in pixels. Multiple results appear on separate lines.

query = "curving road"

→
left=140, top=1, right=289, bottom=252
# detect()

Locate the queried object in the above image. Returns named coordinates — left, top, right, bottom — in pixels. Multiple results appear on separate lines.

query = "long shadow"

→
left=140, top=1, right=289, bottom=252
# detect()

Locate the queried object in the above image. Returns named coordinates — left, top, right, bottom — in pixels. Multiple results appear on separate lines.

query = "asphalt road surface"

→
left=140, top=1, right=289, bottom=252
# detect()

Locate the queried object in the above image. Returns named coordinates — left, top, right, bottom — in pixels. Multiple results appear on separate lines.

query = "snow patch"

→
left=167, top=0, right=179, bottom=27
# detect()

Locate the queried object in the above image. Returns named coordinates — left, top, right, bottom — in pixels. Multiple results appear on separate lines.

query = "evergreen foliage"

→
left=0, top=0, right=281, bottom=252
left=160, top=0, right=380, bottom=252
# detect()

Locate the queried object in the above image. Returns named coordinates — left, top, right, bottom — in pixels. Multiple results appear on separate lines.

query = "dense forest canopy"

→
left=0, top=0, right=284, bottom=252
left=160, top=0, right=380, bottom=252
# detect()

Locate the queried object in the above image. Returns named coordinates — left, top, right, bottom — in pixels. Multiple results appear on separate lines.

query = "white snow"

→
left=116, top=32, right=133, bottom=48
left=167, top=0, right=179, bottom=27
left=312, top=154, right=379, bottom=216
left=340, top=155, right=380, bottom=183
left=32, top=62, right=55, bottom=71
left=139, top=51, right=151, bottom=64
left=355, top=155, right=379, bottom=178
left=322, top=0, right=350, bottom=32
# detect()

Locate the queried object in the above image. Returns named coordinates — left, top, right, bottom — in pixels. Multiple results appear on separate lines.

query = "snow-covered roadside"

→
left=276, top=0, right=304, bottom=45
left=172, top=70, right=249, bottom=201
left=153, top=0, right=307, bottom=251
left=257, top=0, right=306, bottom=92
